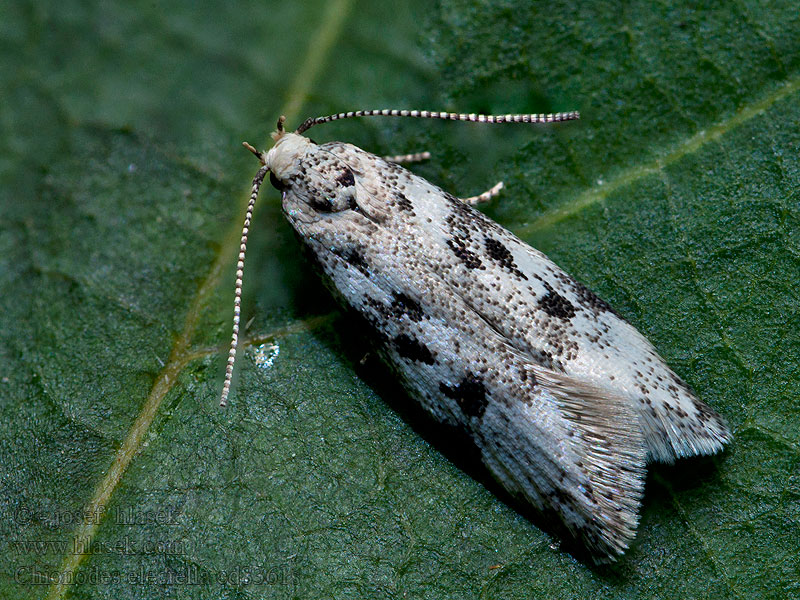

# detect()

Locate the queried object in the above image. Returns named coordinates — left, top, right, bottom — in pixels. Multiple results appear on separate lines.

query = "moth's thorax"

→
left=265, top=132, right=312, bottom=180
left=272, top=137, right=368, bottom=224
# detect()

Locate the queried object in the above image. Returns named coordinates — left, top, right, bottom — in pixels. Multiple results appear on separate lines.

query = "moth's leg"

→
left=460, top=181, right=504, bottom=206
left=383, top=151, right=431, bottom=164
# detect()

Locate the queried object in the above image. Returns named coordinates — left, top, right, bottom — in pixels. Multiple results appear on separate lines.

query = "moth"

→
left=219, top=109, right=731, bottom=560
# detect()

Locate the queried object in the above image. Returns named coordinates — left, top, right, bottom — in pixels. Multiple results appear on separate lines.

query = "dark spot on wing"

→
left=335, top=169, right=355, bottom=187
left=538, top=282, right=577, bottom=320
left=439, top=374, right=488, bottom=419
left=391, top=292, right=426, bottom=322
left=443, top=191, right=462, bottom=208
left=362, top=295, right=393, bottom=320
left=393, top=334, right=436, bottom=364
left=447, top=237, right=483, bottom=269
left=443, top=191, right=474, bottom=218
left=530, top=348, right=559, bottom=371
left=570, top=279, right=621, bottom=318
left=394, top=191, right=414, bottom=212
left=484, top=236, right=527, bottom=280
left=336, top=248, right=370, bottom=276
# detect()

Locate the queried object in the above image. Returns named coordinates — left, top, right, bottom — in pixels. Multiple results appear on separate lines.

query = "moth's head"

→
left=244, top=116, right=316, bottom=193
left=264, top=133, right=311, bottom=184
left=244, top=115, right=358, bottom=216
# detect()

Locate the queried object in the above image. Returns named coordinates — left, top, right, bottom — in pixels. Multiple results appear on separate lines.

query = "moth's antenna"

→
left=220, top=159, right=269, bottom=407
left=295, top=109, right=580, bottom=135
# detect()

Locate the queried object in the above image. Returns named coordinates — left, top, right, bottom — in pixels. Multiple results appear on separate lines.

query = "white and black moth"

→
left=219, top=109, right=731, bottom=560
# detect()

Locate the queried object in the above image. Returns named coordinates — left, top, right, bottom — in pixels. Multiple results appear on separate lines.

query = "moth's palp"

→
left=242, top=141, right=265, bottom=164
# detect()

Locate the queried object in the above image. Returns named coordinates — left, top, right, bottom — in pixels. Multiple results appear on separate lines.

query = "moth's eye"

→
left=269, top=171, right=286, bottom=191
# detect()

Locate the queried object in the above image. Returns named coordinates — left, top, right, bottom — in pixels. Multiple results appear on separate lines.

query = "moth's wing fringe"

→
left=481, top=365, right=648, bottom=560
left=633, top=374, right=732, bottom=463
left=539, top=366, right=648, bottom=553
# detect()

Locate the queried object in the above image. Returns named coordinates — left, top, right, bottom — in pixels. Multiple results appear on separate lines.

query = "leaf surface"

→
left=1, top=1, right=798, bottom=598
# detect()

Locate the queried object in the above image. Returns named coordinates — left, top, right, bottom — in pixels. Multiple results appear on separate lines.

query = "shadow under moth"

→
left=219, top=109, right=731, bottom=561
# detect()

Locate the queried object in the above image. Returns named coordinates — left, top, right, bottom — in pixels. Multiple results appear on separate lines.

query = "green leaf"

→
left=1, top=1, right=798, bottom=599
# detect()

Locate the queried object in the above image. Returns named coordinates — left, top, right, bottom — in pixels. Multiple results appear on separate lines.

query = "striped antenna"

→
left=295, top=109, right=580, bottom=134
left=220, top=162, right=269, bottom=407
